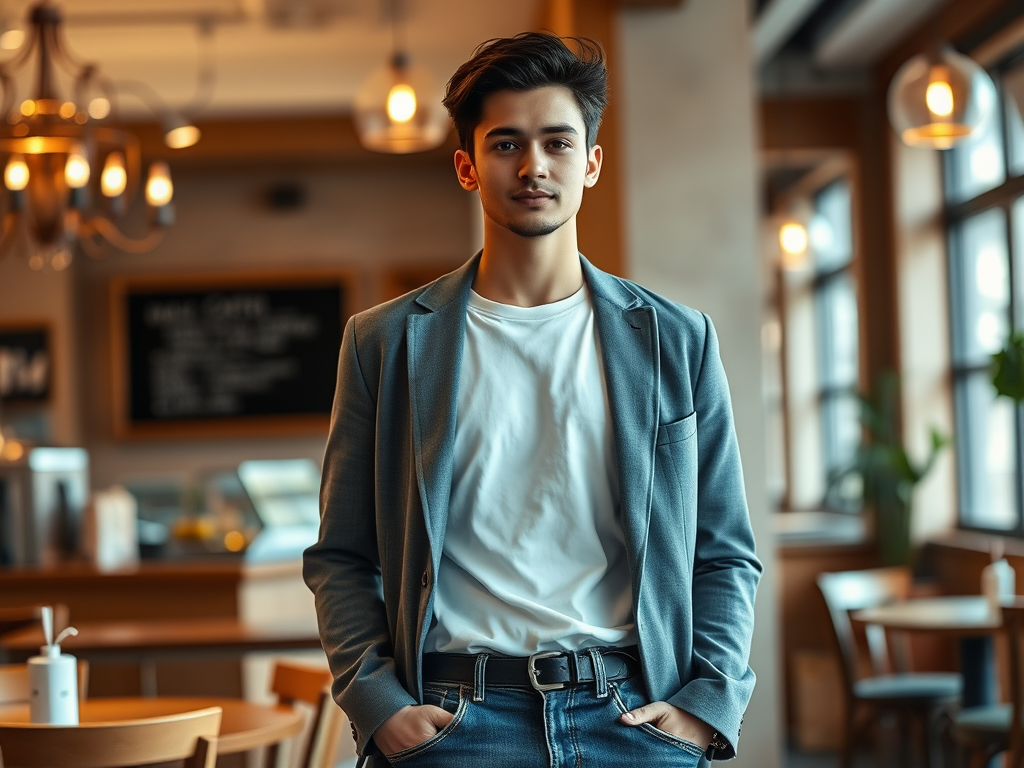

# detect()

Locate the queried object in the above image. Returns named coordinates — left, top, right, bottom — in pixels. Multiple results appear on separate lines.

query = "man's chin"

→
left=506, top=218, right=568, bottom=238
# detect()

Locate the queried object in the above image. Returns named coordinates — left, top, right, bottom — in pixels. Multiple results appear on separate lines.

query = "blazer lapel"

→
left=583, top=258, right=660, bottom=593
left=406, top=256, right=478, bottom=568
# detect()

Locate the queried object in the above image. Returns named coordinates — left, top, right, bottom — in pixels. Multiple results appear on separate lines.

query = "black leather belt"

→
left=422, top=645, right=641, bottom=692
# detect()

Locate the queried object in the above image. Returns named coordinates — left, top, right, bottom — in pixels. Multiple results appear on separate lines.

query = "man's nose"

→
left=519, top=144, right=548, bottom=180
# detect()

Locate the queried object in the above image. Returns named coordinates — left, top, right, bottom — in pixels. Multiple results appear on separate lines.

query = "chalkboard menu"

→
left=112, top=273, right=350, bottom=438
left=0, top=326, right=49, bottom=401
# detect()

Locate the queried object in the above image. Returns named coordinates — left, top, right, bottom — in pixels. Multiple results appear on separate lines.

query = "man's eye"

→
left=494, top=141, right=517, bottom=151
left=549, top=139, right=571, bottom=150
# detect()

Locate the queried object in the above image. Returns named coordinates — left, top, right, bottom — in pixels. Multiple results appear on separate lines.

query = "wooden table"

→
left=0, top=697, right=304, bottom=755
left=854, top=595, right=1000, bottom=708
left=0, top=618, right=323, bottom=696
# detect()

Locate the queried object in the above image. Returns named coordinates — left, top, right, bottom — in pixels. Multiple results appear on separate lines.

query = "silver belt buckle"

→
left=528, top=651, right=566, bottom=692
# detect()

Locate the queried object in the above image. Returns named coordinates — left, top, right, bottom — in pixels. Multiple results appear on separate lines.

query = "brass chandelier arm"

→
left=78, top=230, right=111, bottom=260
left=0, top=71, right=14, bottom=123
left=0, top=210, right=20, bottom=261
left=0, top=17, right=40, bottom=81
left=183, top=19, right=217, bottom=115
left=79, top=215, right=163, bottom=255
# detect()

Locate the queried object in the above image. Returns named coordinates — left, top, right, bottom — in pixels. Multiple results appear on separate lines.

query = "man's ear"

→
left=455, top=149, right=478, bottom=191
left=584, top=144, right=603, bottom=189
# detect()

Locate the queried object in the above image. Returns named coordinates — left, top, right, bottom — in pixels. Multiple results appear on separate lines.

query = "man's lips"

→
left=511, top=190, right=556, bottom=201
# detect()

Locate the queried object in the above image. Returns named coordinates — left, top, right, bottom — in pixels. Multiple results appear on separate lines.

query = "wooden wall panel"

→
left=571, top=0, right=626, bottom=277
left=534, top=0, right=626, bottom=277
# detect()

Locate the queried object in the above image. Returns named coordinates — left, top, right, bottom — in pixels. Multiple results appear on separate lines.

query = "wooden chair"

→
left=0, top=706, right=221, bottom=768
left=0, top=662, right=90, bottom=705
left=266, top=661, right=341, bottom=768
left=818, top=567, right=962, bottom=768
left=952, top=600, right=1024, bottom=768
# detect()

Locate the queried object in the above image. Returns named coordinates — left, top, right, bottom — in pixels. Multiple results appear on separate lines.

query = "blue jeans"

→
left=377, top=675, right=709, bottom=768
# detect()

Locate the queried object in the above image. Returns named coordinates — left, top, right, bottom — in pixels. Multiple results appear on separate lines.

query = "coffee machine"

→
left=0, top=444, right=89, bottom=567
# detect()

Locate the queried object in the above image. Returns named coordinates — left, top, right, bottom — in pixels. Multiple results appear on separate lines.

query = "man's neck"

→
left=472, top=220, right=584, bottom=307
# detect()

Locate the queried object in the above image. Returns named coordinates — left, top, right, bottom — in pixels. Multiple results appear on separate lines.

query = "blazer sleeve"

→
left=666, top=313, right=762, bottom=760
left=303, top=317, right=417, bottom=756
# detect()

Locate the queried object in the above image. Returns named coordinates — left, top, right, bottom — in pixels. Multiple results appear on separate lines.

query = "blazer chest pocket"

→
left=656, top=412, right=696, bottom=446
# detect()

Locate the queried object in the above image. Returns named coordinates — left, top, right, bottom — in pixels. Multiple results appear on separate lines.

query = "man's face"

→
left=454, top=85, right=602, bottom=239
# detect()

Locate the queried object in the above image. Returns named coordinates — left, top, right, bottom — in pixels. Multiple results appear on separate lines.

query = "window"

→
left=946, top=60, right=1024, bottom=533
left=812, top=180, right=861, bottom=485
left=762, top=164, right=862, bottom=512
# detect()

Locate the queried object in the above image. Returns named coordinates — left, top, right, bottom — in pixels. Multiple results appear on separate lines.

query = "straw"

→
left=40, top=605, right=53, bottom=647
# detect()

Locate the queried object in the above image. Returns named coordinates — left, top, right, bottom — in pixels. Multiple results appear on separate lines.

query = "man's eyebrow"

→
left=482, top=124, right=580, bottom=139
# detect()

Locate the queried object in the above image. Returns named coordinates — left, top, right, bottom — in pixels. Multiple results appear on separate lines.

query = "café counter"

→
left=0, top=559, right=321, bottom=697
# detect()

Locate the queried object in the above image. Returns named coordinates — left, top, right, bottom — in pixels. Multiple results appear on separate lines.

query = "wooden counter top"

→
left=0, top=561, right=245, bottom=586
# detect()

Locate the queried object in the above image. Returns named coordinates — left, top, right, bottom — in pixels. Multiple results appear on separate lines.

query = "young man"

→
left=304, top=33, right=761, bottom=767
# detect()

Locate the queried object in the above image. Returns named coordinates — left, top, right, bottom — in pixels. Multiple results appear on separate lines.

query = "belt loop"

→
left=473, top=653, right=490, bottom=702
left=587, top=647, right=608, bottom=699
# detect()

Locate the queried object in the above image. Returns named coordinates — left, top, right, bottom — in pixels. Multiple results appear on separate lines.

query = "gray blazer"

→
left=303, top=254, right=761, bottom=761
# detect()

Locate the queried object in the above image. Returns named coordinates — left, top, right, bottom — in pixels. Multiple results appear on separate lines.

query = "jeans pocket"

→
left=608, top=680, right=706, bottom=759
left=386, top=685, right=469, bottom=763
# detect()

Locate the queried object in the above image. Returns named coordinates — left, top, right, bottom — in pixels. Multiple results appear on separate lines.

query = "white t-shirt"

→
left=425, top=285, right=637, bottom=655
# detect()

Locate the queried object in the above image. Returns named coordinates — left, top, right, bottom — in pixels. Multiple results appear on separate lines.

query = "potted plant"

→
left=827, top=371, right=948, bottom=566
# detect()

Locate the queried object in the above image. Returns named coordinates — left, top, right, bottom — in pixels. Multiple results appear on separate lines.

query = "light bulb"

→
left=88, top=97, right=110, bottom=120
left=165, top=124, right=200, bottom=149
left=65, top=150, right=90, bottom=189
left=146, top=161, right=173, bottom=206
left=0, top=28, right=24, bottom=51
left=779, top=222, right=808, bottom=257
left=4, top=154, right=28, bottom=190
left=101, top=152, right=127, bottom=197
left=387, top=83, right=417, bottom=123
left=926, top=80, right=954, bottom=117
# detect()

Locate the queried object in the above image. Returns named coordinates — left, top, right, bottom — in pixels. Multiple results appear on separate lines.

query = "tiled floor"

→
left=785, top=748, right=836, bottom=768
left=785, top=737, right=958, bottom=768
left=786, top=747, right=868, bottom=768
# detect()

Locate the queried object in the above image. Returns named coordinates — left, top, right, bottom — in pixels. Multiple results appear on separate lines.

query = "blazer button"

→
left=421, top=569, right=429, bottom=587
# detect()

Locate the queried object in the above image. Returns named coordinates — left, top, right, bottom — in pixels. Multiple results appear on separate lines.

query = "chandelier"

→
left=0, top=2, right=192, bottom=271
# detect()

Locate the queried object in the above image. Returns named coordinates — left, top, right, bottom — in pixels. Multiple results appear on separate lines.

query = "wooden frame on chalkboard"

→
left=0, top=322, right=51, bottom=402
left=110, top=271, right=354, bottom=440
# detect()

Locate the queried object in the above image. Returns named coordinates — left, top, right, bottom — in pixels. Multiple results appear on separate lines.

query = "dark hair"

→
left=443, top=32, right=608, bottom=159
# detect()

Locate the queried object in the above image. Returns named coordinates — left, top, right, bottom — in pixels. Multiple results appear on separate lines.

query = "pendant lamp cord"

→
left=390, top=0, right=405, bottom=59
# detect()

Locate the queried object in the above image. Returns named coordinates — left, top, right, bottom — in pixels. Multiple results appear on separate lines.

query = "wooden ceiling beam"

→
left=537, top=0, right=685, bottom=32
left=121, top=114, right=458, bottom=167
left=615, top=0, right=685, bottom=6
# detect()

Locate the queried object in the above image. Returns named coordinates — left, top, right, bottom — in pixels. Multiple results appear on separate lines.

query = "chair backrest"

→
left=817, top=566, right=912, bottom=693
left=270, top=662, right=340, bottom=768
left=0, top=706, right=221, bottom=768
left=1004, top=602, right=1024, bottom=768
left=0, top=662, right=90, bottom=705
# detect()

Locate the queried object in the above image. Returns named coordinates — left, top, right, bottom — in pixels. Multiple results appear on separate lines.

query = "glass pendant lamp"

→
left=888, top=46, right=997, bottom=149
left=353, top=1, right=449, bottom=154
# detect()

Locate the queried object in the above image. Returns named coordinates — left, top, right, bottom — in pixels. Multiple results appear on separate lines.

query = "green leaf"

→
left=992, top=331, right=1024, bottom=402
